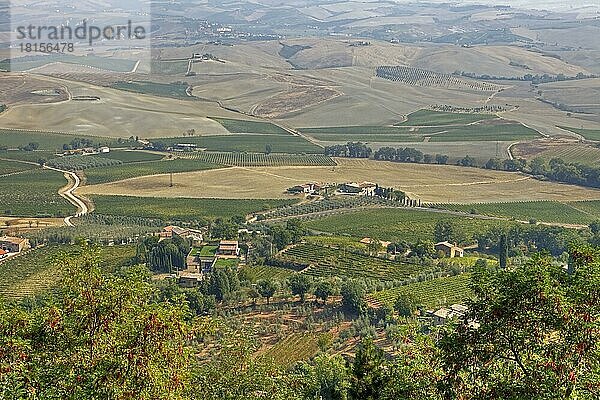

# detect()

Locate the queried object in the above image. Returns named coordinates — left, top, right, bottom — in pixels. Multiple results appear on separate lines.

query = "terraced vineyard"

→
left=370, top=274, right=472, bottom=309
left=177, top=152, right=336, bottom=167
left=278, top=244, right=423, bottom=281
left=376, top=66, right=501, bottom=91
left=260, top=333, right=319, bottom=368
left=261, top=197, right=401, bottom=220
left=0, top=245, right=135, bottom=300
left=0, top=245, right=72, bottom=300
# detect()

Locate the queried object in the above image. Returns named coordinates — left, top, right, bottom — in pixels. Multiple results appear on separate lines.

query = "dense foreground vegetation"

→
left=1, top=245, right=599, bottom=399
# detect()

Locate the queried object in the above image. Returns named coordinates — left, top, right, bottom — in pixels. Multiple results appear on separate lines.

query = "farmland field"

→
left=437, top=201, right=596, bottom=225
left=0, top=129, right=122, bottom=150
left=429, top=123, right=540, bottom=142
left=399, top=110, right=496, bottom=126
left=84, top=159, right=223, bottom=185
left=0, top=244, right=136, bottom=300
left=47, top=155, right=123, bottom=171
left=90, top=195, right=297, bottom=221
left=243, top=265, right=295, bottom=281
left=533, top=143, right=600, bottom=166
left=306, top=208, right=513, bottom=242
left=210, top=118, right=290, bottom=135
left=111, top=81, right=191, bottom=99
left=559, top=126, right=600, bottom=141
left=0, top=169, right=73, bottom=217
left=96, top=150, right=166, bottom=164
left=155, top=135, right=323, bottom=154
left=177, top=152, right=336, bottom=167
left=78, top=159, right=600, bottom=203
left=0, top=159, right=38, bottom=175
left=0, top=150, right=56, bottom=163
left=278, top=244, right=424, bottom=281
left=370, top=274, right=472, bottom=309
left=0, top=245, right=73, bottom=300
left=260, top=333, right=320, bottom=368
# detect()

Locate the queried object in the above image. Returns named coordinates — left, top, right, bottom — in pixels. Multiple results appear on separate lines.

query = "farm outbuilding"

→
left=435, top=242, right=464, bottom=258
left=0, top=236, right=29, bottom=253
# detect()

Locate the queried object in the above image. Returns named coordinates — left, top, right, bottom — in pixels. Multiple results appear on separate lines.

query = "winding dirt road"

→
left=45, top=166, right=89, bottom=226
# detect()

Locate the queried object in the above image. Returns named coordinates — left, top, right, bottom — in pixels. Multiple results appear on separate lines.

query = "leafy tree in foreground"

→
left=438, top=247, right=600, bottom=399
left=0, top=246, right=197, bottom=399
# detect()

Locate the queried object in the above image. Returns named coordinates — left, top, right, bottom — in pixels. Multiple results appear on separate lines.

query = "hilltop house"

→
left=435, top=242, right=464, bottom=258
left=0, top=236, right=29, bottom=254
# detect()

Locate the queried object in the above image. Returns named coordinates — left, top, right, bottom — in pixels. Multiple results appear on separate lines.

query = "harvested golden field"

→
left=78, top=158, right=600, bottom=204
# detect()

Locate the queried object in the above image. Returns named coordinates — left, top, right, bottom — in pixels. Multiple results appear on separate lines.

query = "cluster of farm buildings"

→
left=0, top=236, right=30, bottom=260
left=157, top=225, right=242, bottom=288
left=287, top=181, right=378, bottom=196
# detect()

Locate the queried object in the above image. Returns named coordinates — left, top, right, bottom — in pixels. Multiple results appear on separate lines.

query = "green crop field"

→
left=112, top=81, right=191, bottom=99
left=0, top=159, right=38, bottom=175
left=90, top=195, right=297, bottom=221
left=370, top=274, right=472, bottom=310
left=429, top=123, right=540, bottom=142
left=0, top=129, right=124, bottom=151
left=437, top=201, right=595, bottom=225
left=210, top=118, right=290, bottom=135
left=260, top=333, right=320, bottom=369
left=398, top=110, right=496, bottom=126
left=84, top=159, right=223, bottom=184
left=0, top=150, right=56, bottom=163
left=47, top=155, right=123, bottom=171
left=243, top=265, right=295, bottom=281
left=0, top=169, right=73, bottom=217
left=559, top=126, right=600, bottom=141
left=157, top=135, right=323, bottom=154
left=567, top=201, right=600, bottom=220
left=278, top=244, right=424, bottom=281
left=177, top=152, right=336, bottom=167
left=151, top=61, right=189, bottom=75
left=307, top=208, right=511, bottom=243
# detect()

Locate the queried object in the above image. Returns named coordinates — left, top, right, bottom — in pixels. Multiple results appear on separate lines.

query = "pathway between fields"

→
left=44, top=166, right=89, bottom=227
